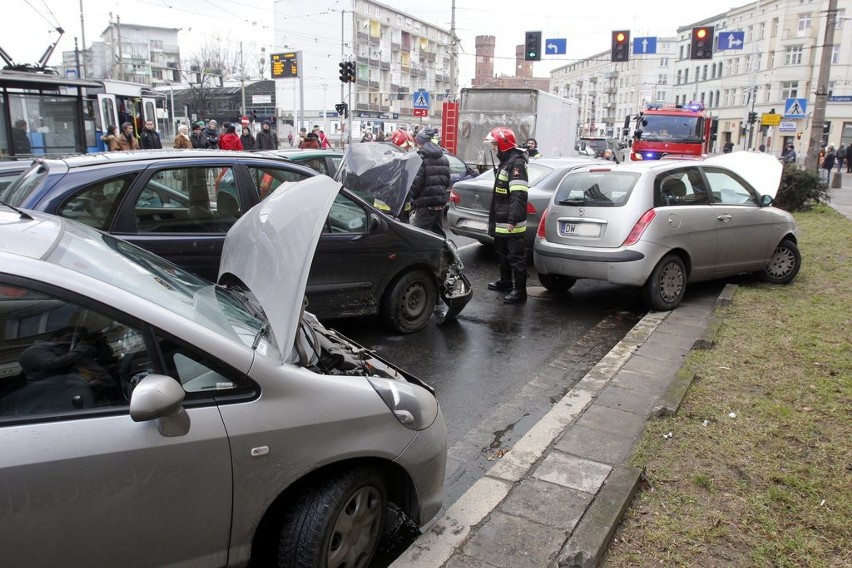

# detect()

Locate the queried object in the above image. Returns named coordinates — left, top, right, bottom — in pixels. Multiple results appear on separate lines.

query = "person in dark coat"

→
left=820, top=146, right=836, bottom=181
left=256, top=120, right=279, bottom=150
left=240, top=126, right=256, bottom=151
left=846, top=143, right=852, bottom=173
left=203, top=120, right=220, bottom=149
left=408, top=127, right=450, bottom=237
left=12, top=119, right=32, bottom=154
left=190, top=122, right=206, bottom=149
left=139, top=120, right=163, bottom=149
left=485, top=126, right=529, bottom=304
left=300, top=131, right=321, bottom=149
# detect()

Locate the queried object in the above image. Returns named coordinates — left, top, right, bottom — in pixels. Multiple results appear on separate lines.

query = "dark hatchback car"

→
left=2, top=150, right=470, bottom=333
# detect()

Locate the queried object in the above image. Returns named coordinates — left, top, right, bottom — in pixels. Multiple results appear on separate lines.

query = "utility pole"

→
left=240, top=42, right=246, bottom=117
left=449, top=0, right=458, bottom=101
left=804, top=0, right=838, bottom=172
left=79, top=0, right=87, bottom=78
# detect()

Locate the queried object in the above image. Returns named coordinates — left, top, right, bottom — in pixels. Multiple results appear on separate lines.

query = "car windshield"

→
left=44, top=219, right=278, bottom=357
left=639, top=115, right=703, bottom=141
left=554, top=171, right=640, bottom=206
left=580, top=139, right=608, bottom=154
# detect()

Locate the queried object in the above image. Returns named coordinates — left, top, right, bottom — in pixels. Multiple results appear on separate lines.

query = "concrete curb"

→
left=555, top=465, right=643, bottom=568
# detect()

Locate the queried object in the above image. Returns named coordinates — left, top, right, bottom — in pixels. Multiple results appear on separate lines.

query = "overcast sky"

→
left=12, top=0, right=752, bottom=85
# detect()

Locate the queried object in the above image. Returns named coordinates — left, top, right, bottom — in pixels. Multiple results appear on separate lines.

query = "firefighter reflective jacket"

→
left=488, top=148, right=529, bottom=237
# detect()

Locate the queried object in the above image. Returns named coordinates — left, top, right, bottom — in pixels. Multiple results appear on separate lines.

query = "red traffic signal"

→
left=690, top=26, right=714, bottom=59
left=611, top=30, right=630, bottom=62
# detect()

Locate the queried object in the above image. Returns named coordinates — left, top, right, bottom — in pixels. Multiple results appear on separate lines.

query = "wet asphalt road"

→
left=328, top=236, right=649, bottom=452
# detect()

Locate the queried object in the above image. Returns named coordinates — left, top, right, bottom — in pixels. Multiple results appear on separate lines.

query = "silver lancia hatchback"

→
left=0, top=175, right=446, bottom=567
left=533, top=152, right=801, bottom=310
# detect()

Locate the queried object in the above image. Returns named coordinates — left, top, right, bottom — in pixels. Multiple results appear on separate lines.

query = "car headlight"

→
left=366, top=377, right=439, bottom=431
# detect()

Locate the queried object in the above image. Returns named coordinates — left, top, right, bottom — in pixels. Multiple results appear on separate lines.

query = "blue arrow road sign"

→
left=545, top=38, right=566, bottom=55
left=718, top=31, right=745, bottom=50
left=413, top=90, right=430, bottom=109
left=784, top=98, right=807, bottom=118
left=633, top=37, right=657, bottom=55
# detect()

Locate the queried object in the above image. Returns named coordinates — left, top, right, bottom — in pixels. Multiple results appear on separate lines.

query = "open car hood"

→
left=219, top=175, right=339, bottom=356
left=336, top=143, right=422, bottom=217
left=702, top=151, right=782, bottom=198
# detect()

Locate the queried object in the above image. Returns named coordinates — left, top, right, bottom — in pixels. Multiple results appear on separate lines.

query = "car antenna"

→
left=0, top=200, right=34, bottom=220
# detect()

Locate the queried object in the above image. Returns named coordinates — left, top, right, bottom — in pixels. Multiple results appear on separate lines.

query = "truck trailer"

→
left=455, top=88, right=579, bottom=170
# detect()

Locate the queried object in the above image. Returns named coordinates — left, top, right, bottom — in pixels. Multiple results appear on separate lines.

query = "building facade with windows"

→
left=272, top=0, right=455, bottom=142
left=550, top=39, right=677, bottom=138
left=550, top=0, right=851, bottom=157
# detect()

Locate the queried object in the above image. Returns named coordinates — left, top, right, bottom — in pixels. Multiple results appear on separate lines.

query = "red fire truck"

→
left=626, top=101, right=718, bottom=160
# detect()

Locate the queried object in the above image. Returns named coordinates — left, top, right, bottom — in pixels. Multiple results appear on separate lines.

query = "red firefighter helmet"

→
left=484, top=127, right=517, bottom=152
left=390, top=129, right=413, bottom=149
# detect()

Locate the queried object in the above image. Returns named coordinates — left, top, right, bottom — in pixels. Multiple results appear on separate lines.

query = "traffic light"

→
left=524, top=31, right=542, bottom=61
left=611, top=30, right=630, bottom=62
left=334, top=102, right=348, bottom=118
left=690, top=26, right=714, bottom=59
left=339, top=61, right=356, bottom=83
left=747, top=111, right=757, bottom=124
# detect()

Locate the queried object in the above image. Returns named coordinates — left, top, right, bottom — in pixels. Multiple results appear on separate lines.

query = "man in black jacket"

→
left=139, top=120, right=163, bottom=149
left=409, top=127, right=450, bottom=237
left=485, top=127, right=529, bottom=304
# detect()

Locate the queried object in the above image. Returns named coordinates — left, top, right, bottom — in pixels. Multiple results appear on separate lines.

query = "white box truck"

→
left=455, top=88, right=580, bottom=170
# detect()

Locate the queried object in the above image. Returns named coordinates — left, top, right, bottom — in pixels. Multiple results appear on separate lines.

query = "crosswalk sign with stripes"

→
left=413, top=90, right=430, bottom=109
left=784, top=98, right=806, bottom=118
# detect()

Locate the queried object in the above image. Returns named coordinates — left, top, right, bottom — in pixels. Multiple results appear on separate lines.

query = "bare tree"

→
left=182, top=36, right=242, bottom=119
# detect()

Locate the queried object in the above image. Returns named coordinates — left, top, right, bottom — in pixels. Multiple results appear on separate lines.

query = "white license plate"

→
left=560, top=221, right=600, bottom=237
left=461, top=219, right=488, bottom=232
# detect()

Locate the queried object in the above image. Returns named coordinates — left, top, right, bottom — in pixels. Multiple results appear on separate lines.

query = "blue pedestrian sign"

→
left=545, top=38, right=567, bottom=55
left=718, top=31, right=745, bottom=50
left=784, top=98, right=807, bottom=118
left=413, top=90, right=430, bottom=109
left=633, top=37, right=657, bottom=55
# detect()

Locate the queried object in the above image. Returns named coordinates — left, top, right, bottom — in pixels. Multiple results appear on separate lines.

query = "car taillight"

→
left=527, top=201, right=537, bottom=214
left=622, top=209, right=656, bottom=246
left=449, top=189, right=460, bottom=204
left=536, top=208, right=548, bottom=239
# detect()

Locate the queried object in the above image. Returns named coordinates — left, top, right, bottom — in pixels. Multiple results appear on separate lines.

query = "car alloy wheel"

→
left=760, top=239, right=801, bottom=284
left=643, top=254, right=686, bottom=311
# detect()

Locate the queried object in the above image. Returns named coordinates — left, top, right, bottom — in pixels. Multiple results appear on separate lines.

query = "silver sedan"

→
left=533, top=152, right=801, bottom=310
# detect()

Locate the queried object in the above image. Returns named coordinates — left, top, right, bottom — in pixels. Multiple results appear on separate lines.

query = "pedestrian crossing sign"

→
left=413, top=90, right=430, bottom=109
left=784, top=98, right=806, bottom=118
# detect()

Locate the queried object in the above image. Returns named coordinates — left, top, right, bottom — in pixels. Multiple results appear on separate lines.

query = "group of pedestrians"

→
left=818, top=143, right=852, bottom=181
left=101, top=118, right=281, bottom=152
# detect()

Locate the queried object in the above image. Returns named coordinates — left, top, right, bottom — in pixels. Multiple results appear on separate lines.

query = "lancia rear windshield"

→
left=553, top=171, right=640, bottom=207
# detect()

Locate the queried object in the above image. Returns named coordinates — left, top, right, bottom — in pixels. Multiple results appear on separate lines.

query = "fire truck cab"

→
left=627, top=101, right=718, bottom=160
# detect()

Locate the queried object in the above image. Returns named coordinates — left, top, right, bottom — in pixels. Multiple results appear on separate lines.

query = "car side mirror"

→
left=369, top=214, right=384, bottom=233
left=760, top=194, right=773, bottom=207
left=129, top=374, right=190, bottom=437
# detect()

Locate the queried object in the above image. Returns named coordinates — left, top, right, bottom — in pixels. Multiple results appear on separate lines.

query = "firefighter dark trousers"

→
left=495, top=235, right=527, bottom=290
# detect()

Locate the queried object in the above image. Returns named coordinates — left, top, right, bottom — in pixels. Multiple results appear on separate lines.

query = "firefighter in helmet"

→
left=485, top=127, right=529, bottom=304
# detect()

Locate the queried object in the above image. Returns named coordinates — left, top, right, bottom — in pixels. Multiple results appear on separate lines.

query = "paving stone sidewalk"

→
left=391, top=286, right=731, bottom=568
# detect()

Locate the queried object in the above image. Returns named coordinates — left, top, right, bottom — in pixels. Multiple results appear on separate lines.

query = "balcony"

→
left=380, top=61, right=390, bottom=70
left=391, top=42, right=401, bottom=51
left=356, top=55, right=368, bottom=64
left=369, top=80, right=380, bottom=89
left=355, top=103, right=369, bottom=111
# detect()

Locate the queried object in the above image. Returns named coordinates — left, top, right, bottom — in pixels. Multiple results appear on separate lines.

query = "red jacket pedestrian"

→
left=219, top=125, right=243, bottom=151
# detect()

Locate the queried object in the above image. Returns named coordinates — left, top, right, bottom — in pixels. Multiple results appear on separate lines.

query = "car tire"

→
left=538, top=273, right=577, bottom=293
left=642, top=254, right=686, bottom=311
left=277, top=466, right=387, bottom=568
left=759, top=239, right=801, bottom=284
left=381, top=269, right=437, bottom=333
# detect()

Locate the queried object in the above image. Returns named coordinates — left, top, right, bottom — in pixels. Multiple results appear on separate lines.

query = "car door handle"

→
left=717, top=214, right=732, bottom=223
